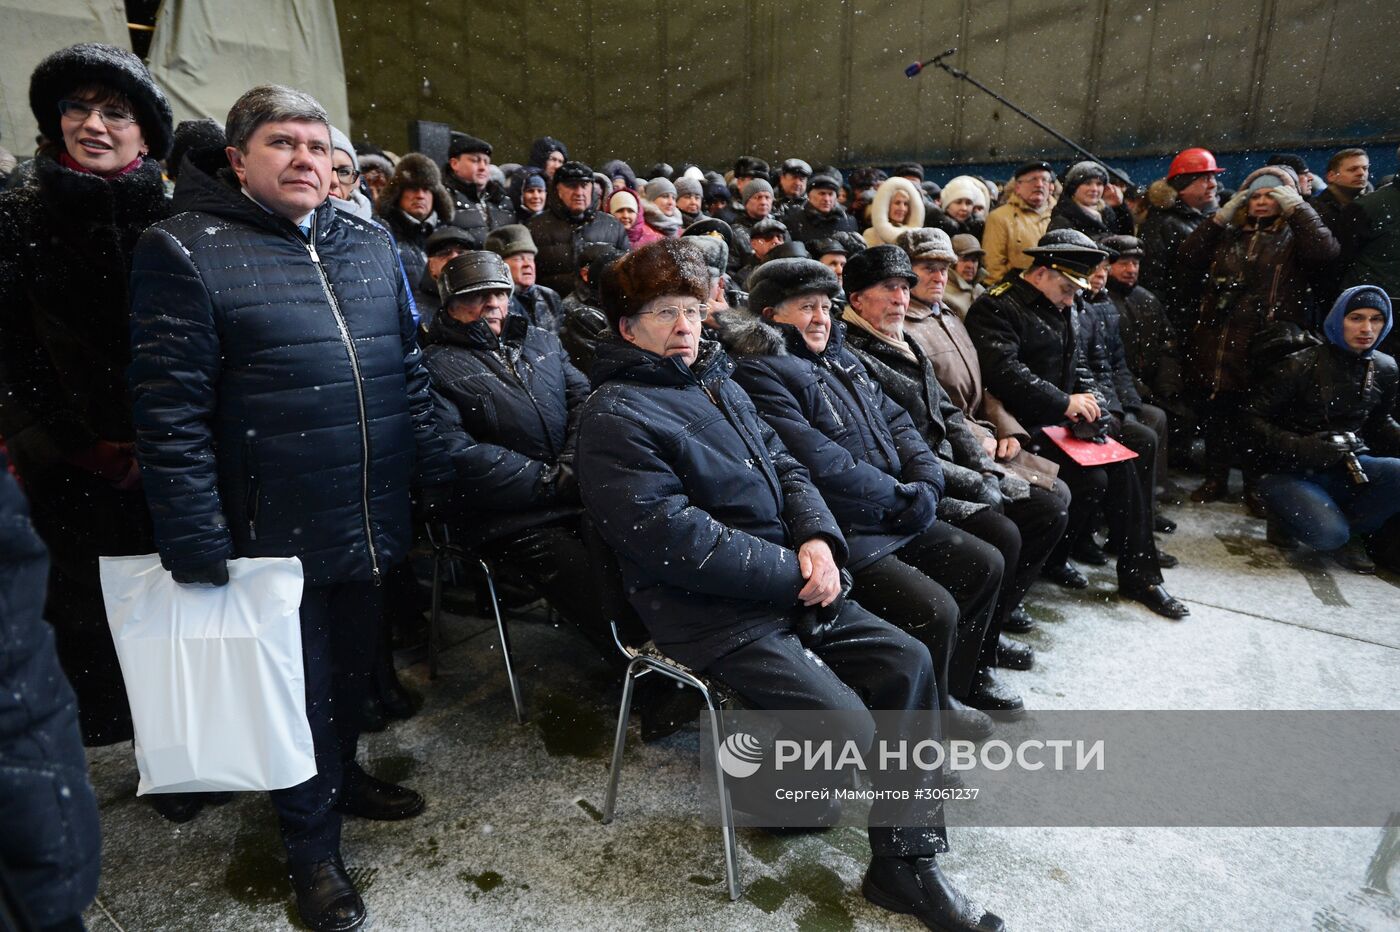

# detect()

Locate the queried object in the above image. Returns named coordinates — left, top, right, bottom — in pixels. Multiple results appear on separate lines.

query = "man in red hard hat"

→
left=1139, top=148, right=1225, bottom=336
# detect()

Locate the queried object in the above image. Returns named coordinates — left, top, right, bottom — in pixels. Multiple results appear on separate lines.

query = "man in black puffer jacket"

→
left=423, top=251, right=611, bottom=658
left=0, top=450, right=101, bottom=932
left=128, top=85, right=455, bottom=932
left=526, top=160, right=628, bottom=295
left=720, top=253, right=1018, bottom=729
left=442, top=132, right=515, bottom=244
left=1249, top=286, right=1400, bottom=572
left=577, top=240, right=1005, bottom=932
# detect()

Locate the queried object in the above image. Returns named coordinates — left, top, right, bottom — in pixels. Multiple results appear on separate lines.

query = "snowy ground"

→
left=82, top=486, right=1400, bottom=931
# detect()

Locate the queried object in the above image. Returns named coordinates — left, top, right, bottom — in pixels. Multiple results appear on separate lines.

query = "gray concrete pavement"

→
left=82, top=492, right=1400, bottom=931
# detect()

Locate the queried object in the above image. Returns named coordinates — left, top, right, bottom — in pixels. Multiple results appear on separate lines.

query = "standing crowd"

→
left=2, top=43, right=1397, bottom=932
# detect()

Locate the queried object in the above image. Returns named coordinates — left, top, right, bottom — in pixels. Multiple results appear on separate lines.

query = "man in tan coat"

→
left=980, top=161, right=1054, bottom=283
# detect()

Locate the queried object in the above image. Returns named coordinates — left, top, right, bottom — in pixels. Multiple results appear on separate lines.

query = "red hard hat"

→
left=1167, top=148, right=1224, bottom=178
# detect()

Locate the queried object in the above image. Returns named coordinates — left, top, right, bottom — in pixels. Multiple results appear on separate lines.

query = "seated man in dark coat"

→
left=375, top=152, right=454, bottom=286
left=483, top=223, right=562, bottom=333
left=965, top=229, right=1188, bottom=618
left=577, top=239, right=1004, bottom=932
left=423, top=251, right=610, bottom=659
left=526, top=159, right=629, bottom=294
left=560, top=242, right=625, bottom=374
left=718, top=252, right=1021, bottom=731
left=1249, top=286, right=1400, bottom=573
left=1102, top=234, right=1195, bottom=473
left=839, top=247, right=1070, bottom=674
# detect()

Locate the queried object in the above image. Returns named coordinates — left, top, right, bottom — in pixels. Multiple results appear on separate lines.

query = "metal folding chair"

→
left=425, top=523, right=527, bottom=725
left=582, top=518, right=742, bottom=901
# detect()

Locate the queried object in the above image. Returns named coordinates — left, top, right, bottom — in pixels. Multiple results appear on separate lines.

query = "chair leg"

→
left=602, top=659, right=647, bottom=824
left=429, top=550, right=443, bottom=680
left=701, top=685, right=742, bottom=901
left=480, top=559, right=527, bottom=724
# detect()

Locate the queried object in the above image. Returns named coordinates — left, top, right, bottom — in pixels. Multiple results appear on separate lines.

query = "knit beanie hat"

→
left=742, top=178, right=774, bottom=203
left=645, top=177, right=678, bottom=201
left=608, top=189, right=641, bottom=214
left=1063, top=160, right=1109, bottom=198
left=674, top=177, right=703, bottom=199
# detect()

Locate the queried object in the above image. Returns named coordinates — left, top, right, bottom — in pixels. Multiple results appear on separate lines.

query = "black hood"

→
left=713, top=309, right=848, bottom=362
left=168, top=146, right=338, bottom=241
left=588, top=333, right=732, bottom=392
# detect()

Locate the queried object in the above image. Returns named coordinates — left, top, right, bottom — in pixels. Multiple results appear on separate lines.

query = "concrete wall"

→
left=338, top=0, right=1400, bottom=171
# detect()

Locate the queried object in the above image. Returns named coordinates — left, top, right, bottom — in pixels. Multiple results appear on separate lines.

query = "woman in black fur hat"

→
left=0, top=43, right=173, bottom=749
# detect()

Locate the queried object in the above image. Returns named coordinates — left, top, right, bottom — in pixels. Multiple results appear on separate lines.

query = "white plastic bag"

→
left=99, top=554, right=316, bottom=795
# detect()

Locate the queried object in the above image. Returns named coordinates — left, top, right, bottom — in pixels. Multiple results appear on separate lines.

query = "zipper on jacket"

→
left=305, top=222, right=381, bottom=582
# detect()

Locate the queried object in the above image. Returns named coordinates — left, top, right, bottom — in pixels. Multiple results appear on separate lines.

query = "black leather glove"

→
left=1297, top=432, right=1354, bottom=471
left=794, top=567, right=854, bottom=649
left=545, top=461, right=579, bottom=503
left=172, top=561, right=229, bottom=587
left=417, top=483, right=455, bottom=520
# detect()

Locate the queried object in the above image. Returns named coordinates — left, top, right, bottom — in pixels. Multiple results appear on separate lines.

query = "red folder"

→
left=1041, top=426, right=1139, bottom=466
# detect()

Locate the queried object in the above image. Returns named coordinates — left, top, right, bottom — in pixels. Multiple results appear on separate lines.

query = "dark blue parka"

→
left=0, top=452, right=100, bottom=926
left=719, top=314, right=944, bottom=570
left=128, top=159, right=454, bottom=587
left=576, top=337, right=847, bottom=670
left=424, top=308, right=589, bottom=547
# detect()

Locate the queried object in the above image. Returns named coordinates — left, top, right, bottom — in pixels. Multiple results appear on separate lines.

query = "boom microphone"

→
left=905, top=48, right=957, bottom=78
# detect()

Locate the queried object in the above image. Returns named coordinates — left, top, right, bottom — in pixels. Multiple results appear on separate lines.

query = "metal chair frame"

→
left=425, top=523, right=527, bottom=724
left=601, top=620, right=742, bottom=901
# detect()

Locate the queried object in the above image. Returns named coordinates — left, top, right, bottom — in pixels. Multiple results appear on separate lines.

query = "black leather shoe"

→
left=1243, top=487, right=1269, bottom=519
left=1122, top=584, right=1190, bottom=619
left=1266, top=520, right=1298, bottom=550
left=957, top=668, right=1025, bottom=719
left=1001, top=606, right=1037, bottom=634
left=1071, top=537, right=1109, bottom=566
left=335, top=771, right=426, bottom=821
left=149, top=792, right=205, bottom=824
left=1191, top=477, right=1229, bottom=503
left=1156, top=550, right=1179, bottom=569
left=288, top=857, right=366, bottom=932
left=377, top=671, right=422, bottom=721
left=1331, top=543, right=1376, bottom=575
left=944, top=697, right=994, bottom=741
left=863, top=855, right=1005, bottom=932
left=1041, top=562, right=1088, bottom=589
left=994, top=635, right=1034, bottom=671
left=1154, top=513, right=1178, bottom=533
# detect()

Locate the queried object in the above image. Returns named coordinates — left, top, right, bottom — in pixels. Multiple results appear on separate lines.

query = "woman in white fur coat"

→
left=862, top=176, right=926, bottom=246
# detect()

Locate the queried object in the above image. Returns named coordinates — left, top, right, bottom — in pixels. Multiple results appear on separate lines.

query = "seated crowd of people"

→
left=2, top=42, right=1398, bottom=932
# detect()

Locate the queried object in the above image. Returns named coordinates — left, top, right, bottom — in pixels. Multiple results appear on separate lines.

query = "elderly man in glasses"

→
left=575, top=239, right=1005, bottom=932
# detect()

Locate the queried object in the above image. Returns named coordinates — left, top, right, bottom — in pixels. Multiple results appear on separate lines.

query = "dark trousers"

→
left=1036, top=437, right=1162, bottom=589
left=271, top=581, right=382, bottom=865
left=702, top=601, right=946, bottom=858
left=1199, top=390, right=1247, bottom=482
left=1116, top=413, right=1161, bottom=529
left=852, top=521, right=1004, bottom=705
left=969, top=485, right=1070, bottom=665
left=21, top=467, right=152, bottom=747
left=1128, top=403, right=1170, bottom=498
left=482, top=521, right=618, bottom=667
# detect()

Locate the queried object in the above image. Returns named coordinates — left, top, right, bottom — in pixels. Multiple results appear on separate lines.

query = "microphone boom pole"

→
left=908, top=48, right=1132, bottom=187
